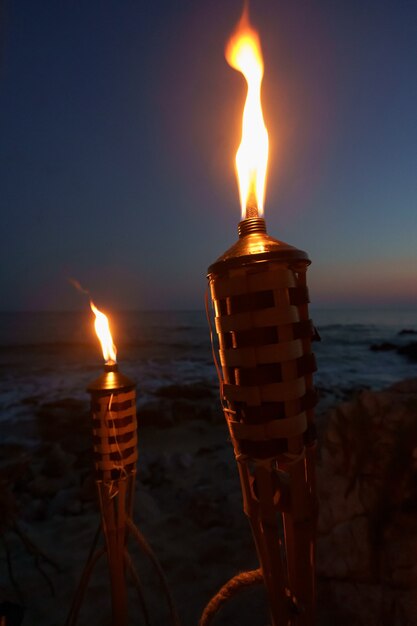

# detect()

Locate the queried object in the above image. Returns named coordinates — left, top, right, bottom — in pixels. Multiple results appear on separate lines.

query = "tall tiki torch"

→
left=206, top=9, right=318, bottom=626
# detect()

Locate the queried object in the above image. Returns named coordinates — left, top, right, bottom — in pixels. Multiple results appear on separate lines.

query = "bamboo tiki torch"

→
left=206, top=8, right=318, bottom=626
left=64, top=302, right=137, bottom=626
left=87, top=304, right=137, bottom=626
left=66, top=302, right=181, bottom=626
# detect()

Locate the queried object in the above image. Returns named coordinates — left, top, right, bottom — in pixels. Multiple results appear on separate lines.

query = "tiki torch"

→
left=87, top=303, right=136, bottom=626
left=205, top=8, right=318, bottom=626
left=64, top=302, right=136, bottom=626
left=66, top=303, right=180, bottom=626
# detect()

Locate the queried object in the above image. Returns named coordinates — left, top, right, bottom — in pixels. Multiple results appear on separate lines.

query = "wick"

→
left=245, top=193, right=259, bottom=219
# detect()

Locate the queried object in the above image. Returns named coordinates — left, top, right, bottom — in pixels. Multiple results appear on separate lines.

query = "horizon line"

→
left=0, top=304, right=416, bottom=314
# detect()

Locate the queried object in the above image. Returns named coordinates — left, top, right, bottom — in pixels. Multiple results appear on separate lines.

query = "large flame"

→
left=226, top=7, right=269, bottom=219
left=90, top=301, right=117, bottom=364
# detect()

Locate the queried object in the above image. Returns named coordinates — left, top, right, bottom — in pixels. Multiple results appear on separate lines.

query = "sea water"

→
left=0, top=308, right=416, bottom=429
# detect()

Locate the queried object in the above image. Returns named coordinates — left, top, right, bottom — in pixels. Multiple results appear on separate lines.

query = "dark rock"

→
left=35, top=398, right=90, bottom=454
left=186, top=487, right=227, bottom=529
left=171, top=400, right=212, bottom=423
left=139, top=453, right=170, bottom=487
left=369, top=342, right=397, bottom=352
left=21, top=395, right=41, bottom=406
left=155, top=382, right=214, bottom=400
left=197, top=529, right=235, bottom=565
left=134, top=487, right=161, bottom=524
left=317, top=379, right=417, bottom=625
left=37, top=397, right=86, bottom=415
left=0, top=483, right=18, bottom=531
left=173, top=452, right=193, bottom=469
left=196, top=444, right=224, bottom=457
left=40, top=443, right=76, bottom=478
left=79, top=474, right=96, bottom=503
left=137, top=401, right=174, bottom=428
left=389, top=378, right=417, bottom=394
left=398, top=342, right=417, bottom=362
left=316, top=385, right=333, bottom=396
left=49, top=488, right=82, bottom=516
left=0, top=443, right=31, bottom=482
left=23, top=497, right=48, bottom=522
left=139, top=395, right=217, bottom=428
left=27, top=474, right=65, bottom=498
left=398, top=329, right=417, bottom=336
left=27, top=444, right=78, bottom=497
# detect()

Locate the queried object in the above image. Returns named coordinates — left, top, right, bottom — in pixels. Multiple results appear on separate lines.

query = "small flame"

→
left=90, top=301, right=117, bottom=364
left=226, top=6, right=269, bottom=219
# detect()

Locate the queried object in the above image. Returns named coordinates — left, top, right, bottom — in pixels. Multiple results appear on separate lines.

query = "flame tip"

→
left=226, top=5, right=269, bottom=219
left=90, top=300, right=117, bottom=364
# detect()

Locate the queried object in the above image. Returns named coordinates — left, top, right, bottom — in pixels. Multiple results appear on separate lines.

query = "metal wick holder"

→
left=207, top=216, right=318, bottom=626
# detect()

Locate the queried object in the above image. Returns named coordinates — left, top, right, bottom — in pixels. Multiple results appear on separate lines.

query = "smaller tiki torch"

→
left=65, top=302, right=137, bottom=626
left=87, top=303, right=137, bottom=626
left=203, top=7, right=318, bottom=626
left=66, top=302, right=180, bottom=626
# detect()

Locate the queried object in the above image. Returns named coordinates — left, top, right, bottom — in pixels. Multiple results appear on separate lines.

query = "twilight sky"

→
left=1, top=0, right=416, bottom=311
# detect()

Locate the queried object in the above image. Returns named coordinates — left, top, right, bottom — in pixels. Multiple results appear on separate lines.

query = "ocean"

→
left=0, top=308, right=416, bottom=436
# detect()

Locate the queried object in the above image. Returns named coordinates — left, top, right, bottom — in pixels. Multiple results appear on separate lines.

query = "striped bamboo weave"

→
left=90, top=389, right=138, bottom=481
left=209, top=259, right=317, bottom=461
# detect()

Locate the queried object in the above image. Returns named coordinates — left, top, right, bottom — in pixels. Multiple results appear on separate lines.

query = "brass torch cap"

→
left=208, top=217, right=310, bottom=277
left=87, top=363, right=135, bottom=394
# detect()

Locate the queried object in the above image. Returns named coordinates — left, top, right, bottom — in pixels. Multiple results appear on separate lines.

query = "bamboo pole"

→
left=207, top=216, right=319, bottom=625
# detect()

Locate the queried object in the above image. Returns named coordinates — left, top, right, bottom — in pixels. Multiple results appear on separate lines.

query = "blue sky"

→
left=1, top=0, right=416, bottom=310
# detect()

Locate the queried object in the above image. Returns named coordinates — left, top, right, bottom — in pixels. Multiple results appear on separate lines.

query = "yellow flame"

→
left=90, top=301, right=117, bottom=364
left=226, top=7, right=269, bottom=219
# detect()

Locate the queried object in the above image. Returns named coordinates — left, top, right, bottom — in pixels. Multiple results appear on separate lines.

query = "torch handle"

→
left=97, top=479, right=129, bottom=626
left=280, top=453, right=317, bottom=625
left=236, top=459, right=291, bottom=626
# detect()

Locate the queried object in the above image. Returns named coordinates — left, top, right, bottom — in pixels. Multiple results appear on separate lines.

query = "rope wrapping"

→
left=199, top=569, right=263, bottom=626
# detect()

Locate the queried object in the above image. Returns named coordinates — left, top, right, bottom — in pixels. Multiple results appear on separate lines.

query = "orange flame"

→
left=226, top=6, right=269, bottom=219
left=90, top=301, right=117, bottom=364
